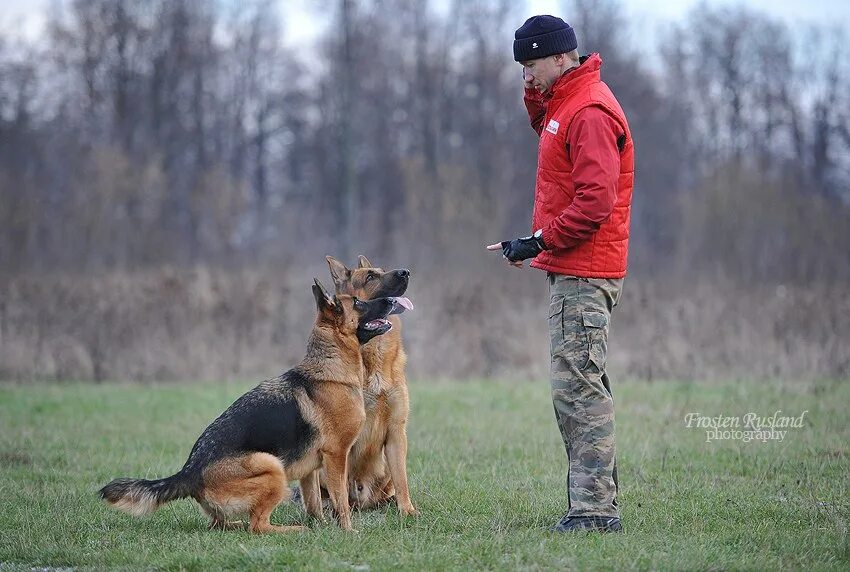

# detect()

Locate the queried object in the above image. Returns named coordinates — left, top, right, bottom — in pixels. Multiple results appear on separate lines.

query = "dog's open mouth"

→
left=358, top=297, right=413, bottom=341
left=363, top=297, right=413, bottom=329
left=363, top=318, right=392, bottom=331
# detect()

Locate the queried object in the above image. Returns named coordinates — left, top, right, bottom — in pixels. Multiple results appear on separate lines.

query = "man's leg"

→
left=548, top=275, right=622, bottom=519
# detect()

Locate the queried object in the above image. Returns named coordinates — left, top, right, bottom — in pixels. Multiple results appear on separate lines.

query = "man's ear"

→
left=357, top=255, right=373, bottom=269
left=312, top=278, right=335, bottom=312
left=326, top=256, right=350, bottom=284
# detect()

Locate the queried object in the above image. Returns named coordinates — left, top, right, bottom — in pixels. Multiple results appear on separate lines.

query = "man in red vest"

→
left=487, top=15, right=634, bottom=533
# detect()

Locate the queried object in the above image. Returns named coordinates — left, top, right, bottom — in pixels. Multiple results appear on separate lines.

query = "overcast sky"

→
left=2, top=0, right=847, bottom=48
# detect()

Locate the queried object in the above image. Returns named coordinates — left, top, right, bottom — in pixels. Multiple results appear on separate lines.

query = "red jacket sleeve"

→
left=523, top=88, right=548, bottom=136
left=540, top=105, right=623, bottom=251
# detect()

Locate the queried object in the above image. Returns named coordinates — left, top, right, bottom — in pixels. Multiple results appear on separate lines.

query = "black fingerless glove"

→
left=501, top=231, right=546, bottom=262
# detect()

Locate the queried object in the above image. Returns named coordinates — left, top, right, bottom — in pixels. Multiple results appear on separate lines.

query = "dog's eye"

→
left=365, top=274, right=375, bottom=282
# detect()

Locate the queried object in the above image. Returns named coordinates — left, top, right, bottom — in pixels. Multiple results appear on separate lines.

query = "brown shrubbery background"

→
left=2, top=267, right=848, bottom=383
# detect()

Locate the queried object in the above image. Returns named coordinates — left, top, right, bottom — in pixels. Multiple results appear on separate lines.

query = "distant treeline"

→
left=1, top=0, right=849, bottom=282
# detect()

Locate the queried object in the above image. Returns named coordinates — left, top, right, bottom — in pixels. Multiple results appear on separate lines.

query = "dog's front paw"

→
left=400, top=504, right=419, bottom=517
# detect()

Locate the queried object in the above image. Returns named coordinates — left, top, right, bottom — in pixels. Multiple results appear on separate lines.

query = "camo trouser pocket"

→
left=580, top=310, right=609, bottom=373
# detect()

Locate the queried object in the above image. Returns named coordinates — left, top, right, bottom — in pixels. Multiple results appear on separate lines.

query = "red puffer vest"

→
left=529, top=54, right=634, bottom=278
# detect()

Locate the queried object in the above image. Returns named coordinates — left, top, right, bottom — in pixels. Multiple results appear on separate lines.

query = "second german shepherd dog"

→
left=99, top=279, right=406, bottom=533
left=324, top=255, right=418, bottom=516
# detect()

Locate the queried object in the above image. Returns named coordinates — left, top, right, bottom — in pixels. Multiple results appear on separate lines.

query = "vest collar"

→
left=549, top=53, right=603, bottom=101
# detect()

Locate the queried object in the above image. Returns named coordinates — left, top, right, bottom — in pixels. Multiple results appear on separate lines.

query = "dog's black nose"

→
left=397, top=269, right=410, bottom=279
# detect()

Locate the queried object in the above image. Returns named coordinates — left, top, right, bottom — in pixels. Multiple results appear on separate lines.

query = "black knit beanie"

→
left=513, top=15, right=577, bottom=62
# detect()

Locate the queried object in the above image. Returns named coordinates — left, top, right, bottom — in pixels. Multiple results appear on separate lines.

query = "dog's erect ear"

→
left=326, top=256, right=350, bottom=284
left=357, top=255, right=373, bottom=269
left=312, top=278, right=335, bottom=312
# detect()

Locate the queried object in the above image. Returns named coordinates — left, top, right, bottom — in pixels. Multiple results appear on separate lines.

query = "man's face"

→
left=521, top=55, right=565, bottom=94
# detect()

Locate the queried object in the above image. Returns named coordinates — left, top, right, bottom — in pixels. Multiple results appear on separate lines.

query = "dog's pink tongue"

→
left=393, top=297, right=414, bottom=311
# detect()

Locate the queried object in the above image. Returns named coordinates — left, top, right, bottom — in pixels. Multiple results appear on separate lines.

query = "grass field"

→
left=0, top=378, right=848, bottom=570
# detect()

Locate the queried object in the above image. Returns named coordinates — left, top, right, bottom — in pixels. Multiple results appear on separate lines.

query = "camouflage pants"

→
left=548, top=273, right=622, bottom=517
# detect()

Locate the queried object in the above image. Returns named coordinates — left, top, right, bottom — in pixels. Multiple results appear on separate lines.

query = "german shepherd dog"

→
left=99, top=279, right=405, bottom=533
left=323, top=255, right=418, bottom=516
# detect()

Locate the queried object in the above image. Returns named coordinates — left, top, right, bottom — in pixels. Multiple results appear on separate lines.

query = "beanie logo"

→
left=532, top=42, right=538, bottom=49
left=546, top=119, right=560, bottom=135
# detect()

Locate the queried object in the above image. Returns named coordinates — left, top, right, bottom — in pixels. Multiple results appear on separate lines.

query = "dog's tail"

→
left=99, top=470, right=198, bottom=516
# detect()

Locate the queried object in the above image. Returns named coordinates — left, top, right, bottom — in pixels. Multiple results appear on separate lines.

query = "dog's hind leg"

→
left=202, top=453, right=305, bottom=534
left=198, top=499, right=243, bottom=530
left=244, top=453, right=305, bottom=533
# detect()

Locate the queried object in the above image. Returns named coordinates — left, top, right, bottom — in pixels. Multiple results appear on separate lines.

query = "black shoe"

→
left=290, top=486, right=302, bottom=504
left=550, top=514, right=623, bottom=533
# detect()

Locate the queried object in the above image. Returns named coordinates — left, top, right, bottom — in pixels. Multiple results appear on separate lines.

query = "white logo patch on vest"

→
left=532, top=42, right=538, bottom=49
left=545, top=119, right=560, bottom=135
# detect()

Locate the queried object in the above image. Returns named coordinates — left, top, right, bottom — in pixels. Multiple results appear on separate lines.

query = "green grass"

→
left=0, top=378, right=848, bottom=571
